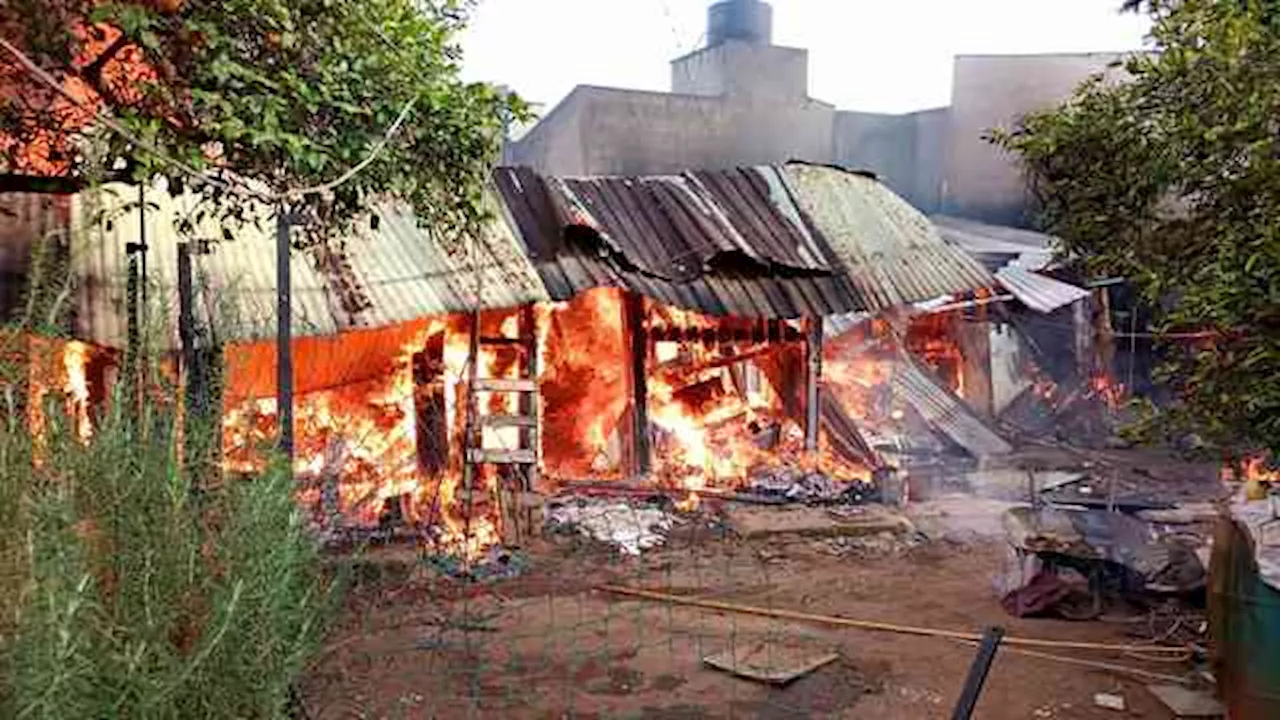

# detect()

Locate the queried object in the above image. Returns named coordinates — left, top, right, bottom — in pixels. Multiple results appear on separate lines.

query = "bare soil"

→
left=301, top=516, right=1194, bottom=720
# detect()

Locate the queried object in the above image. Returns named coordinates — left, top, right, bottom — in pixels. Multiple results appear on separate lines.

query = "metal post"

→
left=139, top=184, right=148, bottom=331
left=805, top=318, right=822, bottom=451
left=124, top=247, right=140, bottom=420
left=276, top=206, right=294, bottom=460
left=951, top=626, right=1005, bottom=720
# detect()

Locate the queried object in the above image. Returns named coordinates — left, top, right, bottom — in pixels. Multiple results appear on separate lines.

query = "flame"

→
left=220, top=317, right=505, bottom=557
left=1223, top=454, right=1280, bottom=483
left=24, top=336, right=98, bottom=447
left=62, top=340, right=93, bottom=440
left=906, top=313, right=965, bottom=397
left=674, top=491, right=701, bottom=513
left=538, top=289, right=628, bottom=478
left=211, top=291, right=902, bottom=558
left=1087, top=374, right=1126, bottom=410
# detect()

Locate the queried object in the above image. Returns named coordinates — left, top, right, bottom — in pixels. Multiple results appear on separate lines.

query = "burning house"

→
left=4, top=161, right=1105, bottom=553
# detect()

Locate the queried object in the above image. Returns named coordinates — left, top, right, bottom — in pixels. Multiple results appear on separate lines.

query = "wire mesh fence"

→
left=297, top=502, right=896, bottom=720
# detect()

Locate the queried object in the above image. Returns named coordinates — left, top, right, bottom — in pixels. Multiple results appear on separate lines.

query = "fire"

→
left=212, top=290, right=899, bottom=557
left=220, top=317, right=504, bottom=556
left=674, top=491, right=701, bottom=513
left=1223, top=454, right=1280, bottom=483
left=906, top=313, right=965, bottom=397
left=62, top=340, right=93, bottom=440
left=22, top=336, right=98, bottom=446
left=538, top=289, right=628, bottom=478
left=1087, top=374, right=1126, bottom=410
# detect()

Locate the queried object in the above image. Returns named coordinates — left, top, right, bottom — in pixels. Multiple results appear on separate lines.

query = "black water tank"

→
left=707, top=0, right=773, bottom=47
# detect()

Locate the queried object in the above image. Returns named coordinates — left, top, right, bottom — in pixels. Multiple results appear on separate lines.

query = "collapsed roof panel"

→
left=494, top=165, right=863, bottom=320
left=995, top=265, right=1091, bottom=314
left=892, top=357, right=1013, bottom=458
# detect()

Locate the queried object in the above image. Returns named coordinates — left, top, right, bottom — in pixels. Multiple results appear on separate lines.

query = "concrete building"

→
left=507, top=0, right=1134, bottom=227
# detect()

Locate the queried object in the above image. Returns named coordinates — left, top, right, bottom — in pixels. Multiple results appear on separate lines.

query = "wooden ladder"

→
left=460, top=306, right=540, bottom=545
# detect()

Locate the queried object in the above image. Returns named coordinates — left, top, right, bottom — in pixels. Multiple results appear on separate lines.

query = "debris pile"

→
left=745, top=467, right=882, bottom=505
left=544, top=497, right=678, bottom=555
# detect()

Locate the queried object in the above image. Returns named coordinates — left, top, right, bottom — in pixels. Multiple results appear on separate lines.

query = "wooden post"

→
left=276, top=206, right=294, bottom=460
left=624, top=293, right=651, bottom=477
left=519, top=304, right=540, bottom=492
left=805, top=318, right=822, bottom=452
left=413, top=332, right=448, bottom=476
left=177, top=242, right=199, bottom=476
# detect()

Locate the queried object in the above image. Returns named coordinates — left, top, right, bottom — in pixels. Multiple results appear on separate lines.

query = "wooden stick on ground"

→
left=595, top=585, right=1191, bottom=656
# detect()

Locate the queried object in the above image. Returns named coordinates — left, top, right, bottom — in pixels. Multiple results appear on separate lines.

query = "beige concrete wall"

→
left=833, top=107, right=948, bottom=213
left=507, top=88, right=590, bottom=175
left=514, top=85, right=834, bottom=177
left=942, top=53, right=1131, bottom=226
left=671, top=41, right=810, bottom=103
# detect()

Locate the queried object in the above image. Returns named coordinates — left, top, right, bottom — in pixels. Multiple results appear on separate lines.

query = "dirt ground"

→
left=301, top=511, right=1200, bottom=720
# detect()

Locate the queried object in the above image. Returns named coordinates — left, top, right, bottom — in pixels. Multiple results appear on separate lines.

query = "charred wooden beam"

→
left=624, top=293, right=651, bottom=476
left=647, top=323, right=803, bottom=344
left=653, top=344, right=780, bottom=385
left=805, top=319, right=822, bottom=451
left=413, top=332, right=448, bottom=476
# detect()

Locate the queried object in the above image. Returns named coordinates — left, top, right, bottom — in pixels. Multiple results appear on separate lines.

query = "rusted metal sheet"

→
left=0, top=192, right=71, bottom=322
left=72, top=182, right=548, bottom=348
left=785, top=164, right=995, bottom=311
left=494, top=166, right=862, bottom=320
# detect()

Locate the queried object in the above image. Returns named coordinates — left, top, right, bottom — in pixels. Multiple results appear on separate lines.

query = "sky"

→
left=459, top=0, right=1151, bottom=115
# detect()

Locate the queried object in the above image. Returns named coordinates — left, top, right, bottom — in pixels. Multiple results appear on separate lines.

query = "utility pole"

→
left=276, top=205, right=294, bottom=461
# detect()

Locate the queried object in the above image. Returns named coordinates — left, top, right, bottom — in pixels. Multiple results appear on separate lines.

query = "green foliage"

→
left=0, top=368, right=335, bottom=719
left=4, top=0, right=524, bottom=245
left=990, top=0, right=1280, bottom=459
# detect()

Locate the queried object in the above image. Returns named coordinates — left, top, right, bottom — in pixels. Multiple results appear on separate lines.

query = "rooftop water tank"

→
left=707, top=0, right=773, bottom=47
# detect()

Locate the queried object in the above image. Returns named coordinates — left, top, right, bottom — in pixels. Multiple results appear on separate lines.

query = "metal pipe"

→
left=951, top=626, right=1005, bottom=720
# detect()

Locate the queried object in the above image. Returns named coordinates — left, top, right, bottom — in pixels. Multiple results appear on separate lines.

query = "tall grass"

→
left=0, top=319, right=335, bottom=716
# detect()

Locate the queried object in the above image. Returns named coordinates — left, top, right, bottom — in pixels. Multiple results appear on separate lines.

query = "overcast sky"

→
left=459, top=0, right=1151, bottom=114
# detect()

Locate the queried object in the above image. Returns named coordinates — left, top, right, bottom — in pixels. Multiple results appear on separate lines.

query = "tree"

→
left=1, top=0, right=522, bottom=243
left=990, top=0, right=1280, bottom=461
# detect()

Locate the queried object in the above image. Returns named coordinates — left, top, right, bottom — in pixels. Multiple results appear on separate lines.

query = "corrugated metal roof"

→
left=0, top=192, right=71, bottom=322
left=932, top=214, right=1056, bottom=272
left=893, top=358, right=1013, bottom=458
left=72, top=182, right=547, bottom=348
left=495, top=166, right=864, bottom=320
left=995, top=266, right=1090, bottom=314
left=784, top=164, right=995, bottom=311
